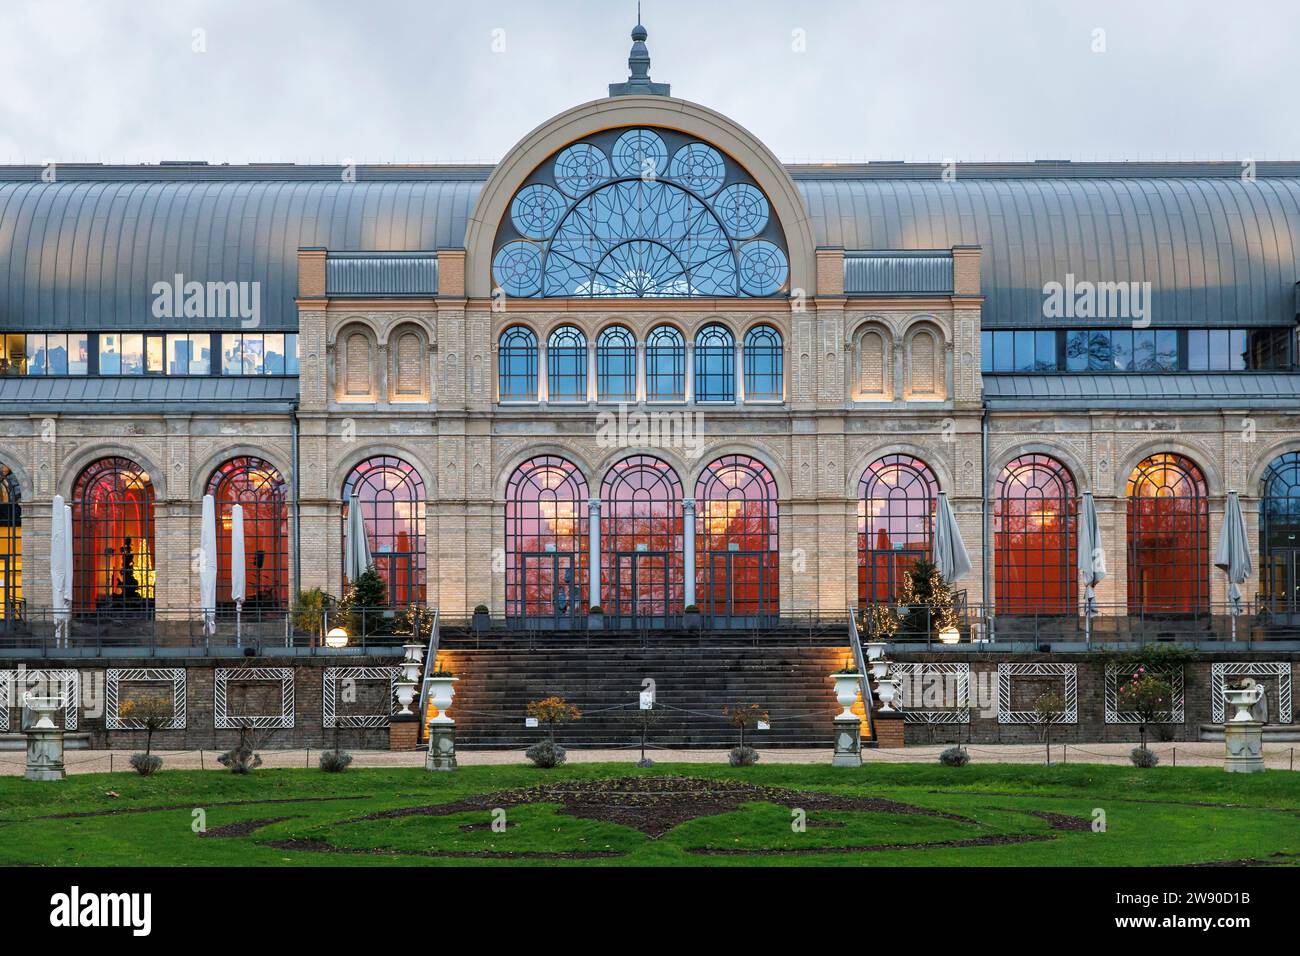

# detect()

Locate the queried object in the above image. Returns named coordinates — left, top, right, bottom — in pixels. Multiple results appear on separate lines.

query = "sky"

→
left=2, top=0, right=1299, bottom=166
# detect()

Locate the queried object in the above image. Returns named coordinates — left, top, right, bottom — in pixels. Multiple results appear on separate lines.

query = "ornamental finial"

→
left=609, top=7, right=670, bottom=97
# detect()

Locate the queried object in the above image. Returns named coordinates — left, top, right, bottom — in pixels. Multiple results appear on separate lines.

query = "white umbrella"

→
left=932, top=491, right=972, bottom=583
left=1077, top=492, right=1107, bottom=647
left=1214, top=490, right=1252, bottom=641
left=344, top=493, right=372, bottom=582
left=230, top=504, right=246, bottom=646
left=200, top=494, right=217, bottom=637
left=50, top=495, right=69, bottom=647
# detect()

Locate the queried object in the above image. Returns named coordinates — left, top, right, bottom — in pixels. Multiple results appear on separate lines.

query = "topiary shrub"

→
left=939, top=745, right=970, bottom=767
left=1130, top=746, right=1159, bottom=768
left=129, top=752, right=163, bottom=776
left=319, top=749, right=353, bottom=773
left=217, top=726, right=265, bottom=774
left=526, top=739, right=567, bottom=768
left=729, top=745, right=760, bottom=767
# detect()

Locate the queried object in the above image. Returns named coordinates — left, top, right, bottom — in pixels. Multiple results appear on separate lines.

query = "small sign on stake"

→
left=757, top=720, right=770, bottom=731
left=639, top=690, right=654, bottom=710
left=525, top=716, right=539, bottom=728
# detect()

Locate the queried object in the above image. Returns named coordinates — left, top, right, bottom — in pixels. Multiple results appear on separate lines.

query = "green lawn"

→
left=1, top=762, right=1298, bottom=867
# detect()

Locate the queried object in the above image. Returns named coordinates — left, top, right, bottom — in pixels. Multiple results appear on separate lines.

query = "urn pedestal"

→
left=1223, top=720, right=1265, bottom=774
left=25, top=728, right=66, bottom=781
left=425, top=724, right=458, bottom=772
left=832, top=716, right=862, bottom=768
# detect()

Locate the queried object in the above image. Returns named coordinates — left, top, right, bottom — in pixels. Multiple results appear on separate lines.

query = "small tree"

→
left=118, top=695, right=170, bottom=775
left=1117, top=668, right=1173, bottom=750
left=396, top=604, right=434, bottom=641
left=527, top=696, right=582, bottom=742
left=896, top=557, right=958, bottom=641
left=292, top=587, right=333, bottom=641
left=725, top=703, right=769, bottom=749
left=628, top=701, right=664, bottom=768
left=1033, top=690, right=1067, bottom=764
left=340, top=565, right=389, bottom=635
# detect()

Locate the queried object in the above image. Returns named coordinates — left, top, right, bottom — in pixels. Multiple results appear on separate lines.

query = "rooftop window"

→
left=981, top=327, right=1293, bottom=373
left=0, top=332, right=298, bottom=376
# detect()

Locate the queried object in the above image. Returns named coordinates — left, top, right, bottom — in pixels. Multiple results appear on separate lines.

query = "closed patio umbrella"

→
left=932, top=492, right=972, bottom=583
left=1214, top=490, right=1252, bottom=641
left=344, top=493, right=372, bottom=583
left=230, top=504, right=246, bottom=646
left=200, top=494, right=217, bottom=638
left=51, top=495, right=69, bottom=648
left=1077, top=492, right=1107, bottom=647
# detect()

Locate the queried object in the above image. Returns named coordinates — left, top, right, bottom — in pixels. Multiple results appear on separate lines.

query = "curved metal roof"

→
left=2, top=162, right=1300, bottom=330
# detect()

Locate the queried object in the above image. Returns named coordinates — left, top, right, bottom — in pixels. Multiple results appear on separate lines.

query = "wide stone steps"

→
left=435, top=644, right=853, bottom=749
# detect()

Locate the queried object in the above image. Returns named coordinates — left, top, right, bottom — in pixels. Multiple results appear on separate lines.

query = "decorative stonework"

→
left=214, top=667, right=295, bottom=729
left=997, top=663, right=1077, bottom=724
left=1209, top=662, right=1292, bottom=724
left=106, top=668, right=187, bottom=730
left=322, top=666, right=399, bottom=729
left=893, top=662, right=972, bottom=724
left=0, top=669, right=80, bottom=731
left=1103, top=664, right=1184, bottom=724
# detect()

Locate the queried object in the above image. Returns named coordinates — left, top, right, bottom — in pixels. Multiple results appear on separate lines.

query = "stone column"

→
left=832, top=717, right=862, bottom=767
left=588, top=498, right=601, bottom=610
left=684, top=342, right=694, bottom=402
left=683, top=497, right=696, bottom=608
left=734, top=340, right=745, bottom=402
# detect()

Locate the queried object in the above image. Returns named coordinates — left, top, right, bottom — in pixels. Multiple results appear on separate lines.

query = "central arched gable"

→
left=463, top=96, right=817, bottom=298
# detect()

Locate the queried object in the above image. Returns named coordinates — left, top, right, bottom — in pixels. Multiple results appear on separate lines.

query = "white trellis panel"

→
left=1104, top=665, right=1184, bottom=724
left=997, top=662, right=1077, bottom=725
left=892, top=662, right=972, bottom=724
left=0, top=669, right=81, bottom=731
left=214, top=667, right=295, bottom=729
left=323, top=666, right=399, bottom=729
left=106, top=669, right=187, bottom=730
left=1210, top=662, right=1292, bottom=724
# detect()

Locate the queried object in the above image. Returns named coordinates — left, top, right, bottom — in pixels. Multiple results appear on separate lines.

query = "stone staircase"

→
left=435, top=627, right=856, bottom=749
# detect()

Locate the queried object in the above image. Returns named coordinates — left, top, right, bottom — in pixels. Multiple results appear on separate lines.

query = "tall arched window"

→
left=505, top=457, right=589, bottom=621
left=1261, top=451, right=1300, bottom=619
left=72, top=457, right=155, bottom=615
left=206, top=457, right=288, bottom=613
left=596, top=325, right=636, bottom=402
left=744, top=326, right=783, bottom=401
left=498, top=326, right=538, bottom=402
left=601, top=455, right=683, bottom=619
left=1127, top=453, right=1209, bottom=613
left=858, top=455, right=938, bottom=605
left=695, top=324, right=735, bottom=402
left=646, top=325, right=685, bottom=401
left=342, top=456, right=426, bottom=606
left=995, top=455, right=1077, bottom=614
left=0, top=464, right=20, bottom=621
left=696, top=456, right=779, bottom=617
left=546, top=326, right=587, bottom=402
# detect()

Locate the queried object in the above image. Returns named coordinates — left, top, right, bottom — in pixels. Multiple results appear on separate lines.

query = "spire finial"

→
left=609, top=7, right=670, bottom=97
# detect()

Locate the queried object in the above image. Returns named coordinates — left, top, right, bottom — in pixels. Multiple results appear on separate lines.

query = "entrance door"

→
left=702, top=550, right=772, bottom=625
left=612, top=551, right=670, bottom=624
left=1265, top=548, right=1300, bottom=625
left=516, top=551, right=578, bottom=625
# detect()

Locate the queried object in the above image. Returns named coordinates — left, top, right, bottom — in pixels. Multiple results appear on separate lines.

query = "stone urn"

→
left=864, top=642, right=888, bottom=662
left=1224, top=684, right=1265, bottom=722
left=402, top=643, right=425, bottom=665
left=399, top=659, right=422, bottom=684
left=869, top=658, right=890, bottom=681
left=24, top=694, right=62, bottom=730
left=875, top=677, right=900, bottom=712
left=426, top=676, right=459, bottom=725
left=832, top=673, right=861, bottom=720
left=394, top=681, right=418, bottom=716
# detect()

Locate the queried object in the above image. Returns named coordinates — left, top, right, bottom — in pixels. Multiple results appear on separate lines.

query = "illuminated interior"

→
left=695, top=455, right=779, bottom=616
left=206, top=457, right=288, bottom=612
left=505, top=456, right=589, bottom=618
left=1261, top=451, right=1300, bottom=616
left=342, top=456, right=426, bottom=606
left=601, top=455, right=684, bottom=616
left=72, top=457, right=155, bottom=615
left=994, top=454, right=1077, bottom=613
left=1126, top=453, right=1209, bottom=613
left=0, top=465, right=20, bottom=620
left=858, top=455, right=938, bottom=604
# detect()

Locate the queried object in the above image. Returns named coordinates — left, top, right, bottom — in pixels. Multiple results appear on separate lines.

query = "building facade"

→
left=2, top=24, right=1299, bottom=636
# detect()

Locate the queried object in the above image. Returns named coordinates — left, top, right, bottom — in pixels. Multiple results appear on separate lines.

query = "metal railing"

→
left=416, top=608, right=440, bottom=743
left=845, top=605, right=877, bottom=741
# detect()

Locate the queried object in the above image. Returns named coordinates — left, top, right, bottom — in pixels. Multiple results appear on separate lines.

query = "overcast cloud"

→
left=1, top=0, right=1297, bottom=166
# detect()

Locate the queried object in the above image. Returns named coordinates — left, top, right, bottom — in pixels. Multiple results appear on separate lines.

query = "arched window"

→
left=72, top=457, right=155, bottom=615
left=546, top=326, right=587, bottom=402
left=1126, top=453, right=1209, bottom=613
left=491, top=127, right=789, bottom=298
left=858, top=455, right=938, bottom=605
left=206, top=457, right=288, bottom=613
left=1261, top=451, right=1300, bottom=618
left=696, top=456, right=779, bottom=617
left=0, top=465, right=20, bottom=621
left=695, top=324, right=735, bottom=402
left=601, top=455, right=684, bottom=618
left=995, top=455, right=1077, bottom=614
left=505, top=457, right=589, bottom=621
left=498, top=326, right=538, bottom=402
left=744, top=326, right=783, bottom=401
left=342, top=456, right=426, bottom=606
left=596, top=326, right=636, bottom=402
left=646, top=325, right=685, bottom=401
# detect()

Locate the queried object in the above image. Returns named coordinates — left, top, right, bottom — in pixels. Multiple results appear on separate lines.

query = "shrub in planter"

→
left=939, top=745, right=970, bottom=767
left=1130, top=746, right=1160, bottom=768
left=526, top=739, right=567, bottom=768
left=729, top=745, right=760, bottom=767
left=319, top=749, right=353, bottom=773
left=129, top=752, right=163, bottom=776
